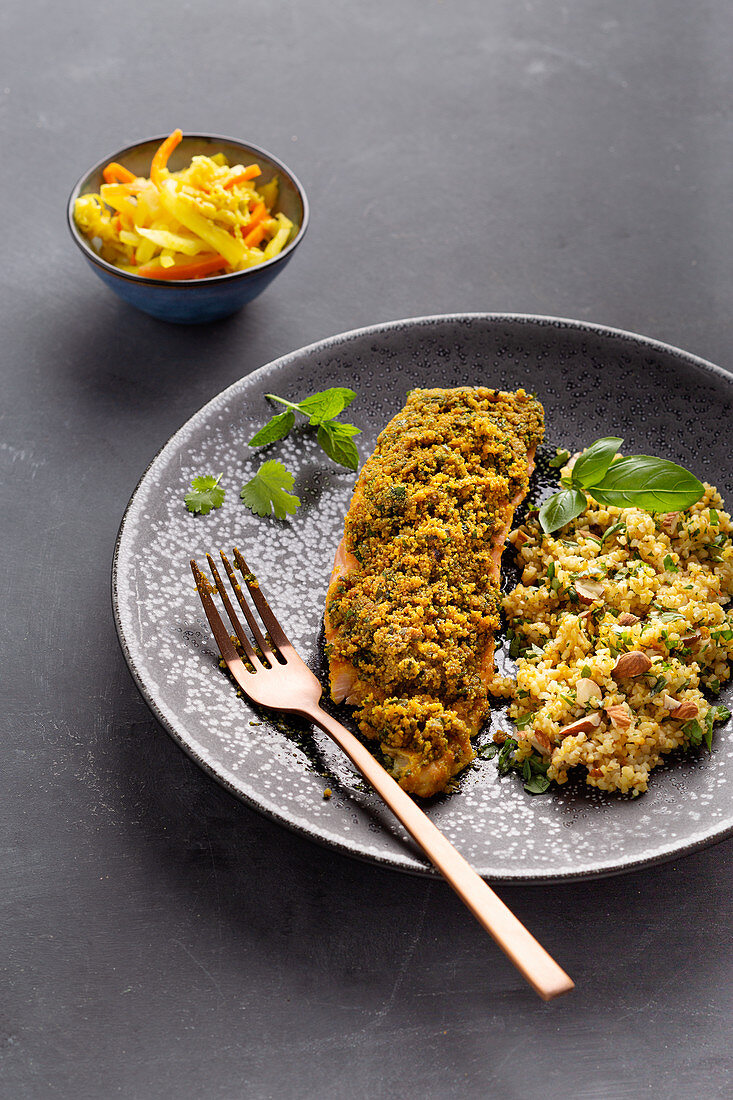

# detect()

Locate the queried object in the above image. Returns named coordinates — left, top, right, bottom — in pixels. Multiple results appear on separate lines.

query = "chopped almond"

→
left=605, top=703, right=632, bottom=729
left=576, top=677, right=602, bottom=705
left=558, top=712, right=602, bottom=737
left=670, top=700, right=698, bottom=721
left=661, top=512, right=680, bottom=535
left=612, top=651, right=652, bottom=679
left=575, top=579, right=605, bottom=604
left=529, top=728, right=552, bottom=755
left=618, top=612, right=641, bottom=626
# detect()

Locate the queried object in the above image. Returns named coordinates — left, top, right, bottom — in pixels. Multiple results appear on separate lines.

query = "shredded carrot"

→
left=103, top=162, right=137, bottom=185
left=243, top=223, right=267, bottom=248
left=134, top=253, right=230, bottom=280
left=150, top=129, right=183, bottom=189
left=223, top=164, right=262, bottom=189
left=242, top=201, right=275, bottom=247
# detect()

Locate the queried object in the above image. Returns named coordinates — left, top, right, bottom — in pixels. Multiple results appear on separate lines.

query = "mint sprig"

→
left=248, top=387, right=360, bottom=470
left=539, top=437, right=704, bottom=535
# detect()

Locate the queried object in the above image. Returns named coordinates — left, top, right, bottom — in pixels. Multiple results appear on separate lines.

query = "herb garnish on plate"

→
left=539, top=437, right=704, bottom=534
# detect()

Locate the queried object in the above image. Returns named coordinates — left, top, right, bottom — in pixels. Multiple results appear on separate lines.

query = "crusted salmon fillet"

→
left=324, top=386, right=544, bottom=797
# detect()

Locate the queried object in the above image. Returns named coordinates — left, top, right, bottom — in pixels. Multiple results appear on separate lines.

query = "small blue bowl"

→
left=67, top=133, right=309, bottom=324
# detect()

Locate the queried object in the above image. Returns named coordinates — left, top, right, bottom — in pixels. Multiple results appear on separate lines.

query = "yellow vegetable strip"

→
left=262, top=214, right=293, bottom=259
left=99, top=184, right=138, bottom=220
left=258, top=178, right=279, bottom=210
left=118, top=229, right=142, bottom=248
left=158, top=179, right=244, bottom=267
left=135, top=226, right=206, bottom=255
left=134, top=238, right=158, bottom=265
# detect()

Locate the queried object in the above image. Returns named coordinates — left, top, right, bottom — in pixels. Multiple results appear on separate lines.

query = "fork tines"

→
left=191, top=549, right=292, bottom=670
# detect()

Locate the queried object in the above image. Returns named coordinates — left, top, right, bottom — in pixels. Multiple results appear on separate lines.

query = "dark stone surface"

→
left=2, top=1, right=732, bottom=1096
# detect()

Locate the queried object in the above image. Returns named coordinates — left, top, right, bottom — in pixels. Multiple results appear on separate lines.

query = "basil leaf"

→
left=549, top=449, right=570, bottom=468
left=571, top=436, right=624, bottom=489
left=589, top=456, right=704, bottom=511
left=248, top=409, right=295, bottom=447
left=539, top=487, right=587, bottom=534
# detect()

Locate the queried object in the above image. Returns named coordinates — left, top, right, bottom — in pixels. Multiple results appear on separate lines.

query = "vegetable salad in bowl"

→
left=73, top=129, right=295, bottom=281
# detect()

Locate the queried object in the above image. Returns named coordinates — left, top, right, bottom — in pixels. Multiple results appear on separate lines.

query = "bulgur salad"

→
left=493, top=450, right=733, bottom=796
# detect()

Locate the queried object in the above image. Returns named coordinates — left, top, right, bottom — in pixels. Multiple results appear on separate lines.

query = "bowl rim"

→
left=66, top=132, right=310, bottom=288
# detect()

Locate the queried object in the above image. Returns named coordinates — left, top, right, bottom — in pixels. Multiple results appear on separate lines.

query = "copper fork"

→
left=190, top=548, right=574, bottom=1001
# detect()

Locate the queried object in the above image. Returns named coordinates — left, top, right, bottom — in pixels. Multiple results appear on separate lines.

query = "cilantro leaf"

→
left=317, top=420, right=361, bottom=470
left=185, top=473, right=225, bottom=516
left=296, top=387, right=356, bottom=425
left=240, top=461, right=300, bottom=520
left=249, top=409, right=295, bottom=447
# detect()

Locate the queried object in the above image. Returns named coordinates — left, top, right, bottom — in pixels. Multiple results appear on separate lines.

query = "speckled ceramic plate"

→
left=112, top=314, right=733, bottom=881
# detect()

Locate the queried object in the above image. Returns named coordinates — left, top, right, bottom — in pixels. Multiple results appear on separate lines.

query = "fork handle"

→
left=309, top=705, right=574, bottom=1001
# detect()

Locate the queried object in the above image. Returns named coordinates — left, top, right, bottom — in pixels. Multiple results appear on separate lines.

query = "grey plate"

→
left=112, top=313, right=733, bottom=882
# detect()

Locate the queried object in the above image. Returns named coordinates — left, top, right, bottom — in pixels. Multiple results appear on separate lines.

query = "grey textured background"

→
left=2, top=1, right=732, bottom=1097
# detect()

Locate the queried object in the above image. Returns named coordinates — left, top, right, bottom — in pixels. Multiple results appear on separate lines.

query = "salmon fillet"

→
left=324, top=386, right=544, bottom=797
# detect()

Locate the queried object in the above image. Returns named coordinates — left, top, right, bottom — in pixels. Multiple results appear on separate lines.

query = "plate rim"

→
left=111, top=311, right=733, bottom=882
